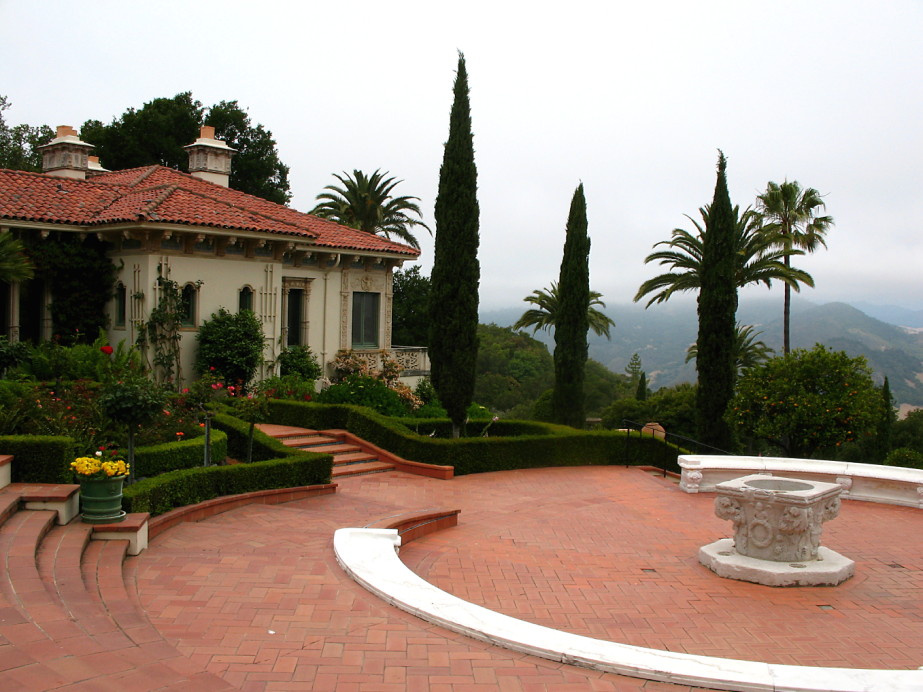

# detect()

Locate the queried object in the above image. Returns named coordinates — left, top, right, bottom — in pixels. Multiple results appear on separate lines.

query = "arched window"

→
left=181, top=283, right=198, bottom=327
left=114, top=282, right=127, bottom=328
left=239, top=286, right=254, bottom=313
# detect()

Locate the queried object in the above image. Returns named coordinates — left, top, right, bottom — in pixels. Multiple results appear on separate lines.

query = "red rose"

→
left=100, top=345, right=114, bottom=355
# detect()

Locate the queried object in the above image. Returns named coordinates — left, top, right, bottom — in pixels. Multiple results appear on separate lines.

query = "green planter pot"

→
left=79, top=475, right=127, bottom=524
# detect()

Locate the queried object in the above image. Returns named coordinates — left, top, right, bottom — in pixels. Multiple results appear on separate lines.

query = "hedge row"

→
left=211, top=412, right=293, bottom=462
left=1, top=430, right=229, bottom=484
left=133, top=431, right=228, bottom=478
left=2, top=435, right=75, bottom=484
left=122, top=453, right=333, bottom=516
left=266, top=400, right=684, bottom=475
left=119, top=411, right=334, bottom=516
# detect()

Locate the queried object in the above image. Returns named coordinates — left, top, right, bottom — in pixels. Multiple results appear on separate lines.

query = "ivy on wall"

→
left=26, top=233, right=117, bottom=343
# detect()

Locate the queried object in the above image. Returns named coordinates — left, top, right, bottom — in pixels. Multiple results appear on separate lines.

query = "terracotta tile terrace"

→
left=0, top=456, right=923, bottom=692
left=125, top=464, right=922, bottom=690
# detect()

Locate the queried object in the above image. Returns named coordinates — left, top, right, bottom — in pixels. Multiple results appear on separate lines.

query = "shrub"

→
left=122, top=452, right=333, bottom=516
left=277, top=346, right=322, bottom=380
left=266, top=400, right=686, bottom=477
left=133, top=430, right=228, bottom=477
left=1, top=435, right=75, bottom=484
left=884, top=447, right=923, bottom=469
left=317, top=374, right=407, bottom=417
left=195, top=308, right=264, bottom=388
left=257, top=374, right=315, bottom=402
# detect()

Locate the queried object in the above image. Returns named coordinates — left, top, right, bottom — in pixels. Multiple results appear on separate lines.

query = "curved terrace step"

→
left=0, top=489, right=234, bottom=690
left=257, top=423, right=454, bottom=480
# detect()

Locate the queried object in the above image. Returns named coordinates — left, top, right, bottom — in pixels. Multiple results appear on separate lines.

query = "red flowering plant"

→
left=20, top=381, right=110, bottom=453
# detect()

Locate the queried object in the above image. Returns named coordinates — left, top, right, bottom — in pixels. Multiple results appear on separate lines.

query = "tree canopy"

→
left=392, top=265, right=431, bottom=346
left=634, top=204, right=813, bottom=307
left=0, top=232, right=35, bottom=283
left=81, top=93, right=291, bottom=204
left=311, top=169, right=430, bottom=249
left=512, top=281, right=615, bottom=339
left=686, top=323, right=774, bottom=375
left=732, top=344, right=879, bottom=458
left=0, top=95, right=53, bottom=172
left=757, top=180, right=833, bottom=353
left=428, top=53, right=481, bottom=437
left=551, top=184, right=591, bottom=427
left=695, top=152, right=738, bottom=451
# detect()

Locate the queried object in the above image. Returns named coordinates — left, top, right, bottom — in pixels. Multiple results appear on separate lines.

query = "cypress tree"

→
left=428, top=53, right=480, bottom=438
left=551, top=184, right=590, bottom=427
left=636, top=372, right=648, bottom=401
left=695, top=152, right=738, bottom=451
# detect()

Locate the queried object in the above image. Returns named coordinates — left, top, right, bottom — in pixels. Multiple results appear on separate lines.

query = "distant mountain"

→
left=482, top=298, right=923, bottom=407
left=849, top=302, right=923, bottom=329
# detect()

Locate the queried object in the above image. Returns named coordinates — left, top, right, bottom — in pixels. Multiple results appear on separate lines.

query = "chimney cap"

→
left=39, top=125, right=93, bottom=151
left=184, top=126, right=236, bottom=153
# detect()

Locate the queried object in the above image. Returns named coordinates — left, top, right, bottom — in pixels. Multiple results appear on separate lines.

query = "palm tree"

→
left=0, top=232, right=34, bottom=283
left=513, top=282, right=616, bottom=339
left=311, top=169, right=431, bottom=249
left=634, top=205, right=814, bottom=307
left=686, top=323, right=774, bottom=374
left=756, top=180, right=834, bottom=354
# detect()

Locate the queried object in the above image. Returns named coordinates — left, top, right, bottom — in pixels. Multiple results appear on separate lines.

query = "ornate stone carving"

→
left=680, top=469, right=703, bottom=492
left=712, top=475, right=844, bottom=564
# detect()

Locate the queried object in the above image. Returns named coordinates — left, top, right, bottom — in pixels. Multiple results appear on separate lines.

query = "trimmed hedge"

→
left=133, top=431, right=228, bottom=478
left=122, top=452, right=333, bottom=516
left=396, top=418, right=559, bottom=438
left=266, top=400, right=685, bottom=476
left=211, top=412, right=292, bottom=462
left=1, top=435, right=75, bottom=483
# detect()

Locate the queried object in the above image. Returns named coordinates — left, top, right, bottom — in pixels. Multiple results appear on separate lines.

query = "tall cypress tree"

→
left=551, top=184, right=590, bottom=427
left=695, top=152, right=738, bottom=451
left=428, top=53, right=480, bottom=438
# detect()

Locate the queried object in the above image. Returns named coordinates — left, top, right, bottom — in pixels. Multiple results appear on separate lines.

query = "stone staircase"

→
left=0, top=458, right=233, bottom=690
left=266, top=427, right=398, bottom=478
left=257, top=424, right=454, bottom=481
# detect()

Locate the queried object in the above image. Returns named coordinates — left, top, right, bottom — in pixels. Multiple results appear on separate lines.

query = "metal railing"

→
left=620, top=419, right=733, bottom=477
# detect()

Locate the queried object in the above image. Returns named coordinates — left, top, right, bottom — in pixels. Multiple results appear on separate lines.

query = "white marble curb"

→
left=334, top=527, right=923, bottom=692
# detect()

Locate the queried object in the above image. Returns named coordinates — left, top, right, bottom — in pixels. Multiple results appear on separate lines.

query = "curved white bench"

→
left=679, top=455, right=923, bottom=508
left=334, top=527, right=923, bottom=692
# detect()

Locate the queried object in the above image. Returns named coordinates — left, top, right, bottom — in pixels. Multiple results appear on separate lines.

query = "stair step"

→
left=280, top=434, right=340, bottom=447
left=332, top=461, right=395, bottom=478
left=333, top=451, right=378, bottom=464
left=303, top=443, right=362, bottom=455
left=95, top=539, right=163, bottom=641
left=40, top=523, right=127, bottom=640
left=0, top=490, right=19, bottom=528
left=2, top=510, right=88, bottom=639
left=256, top=425, right=320, bottom=439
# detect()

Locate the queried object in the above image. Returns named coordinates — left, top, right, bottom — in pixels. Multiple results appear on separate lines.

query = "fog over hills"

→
left=481, top=298, right=923, bottom=407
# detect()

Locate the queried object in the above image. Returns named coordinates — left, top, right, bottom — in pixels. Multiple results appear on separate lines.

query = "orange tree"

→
left=732, top=344, right=879, bottom=458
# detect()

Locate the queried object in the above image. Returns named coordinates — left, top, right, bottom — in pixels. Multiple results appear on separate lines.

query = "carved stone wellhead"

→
left=700, top=474, right=855, bottom=586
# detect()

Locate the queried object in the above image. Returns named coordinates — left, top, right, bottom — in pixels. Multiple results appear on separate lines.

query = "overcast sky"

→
left=2, top=0, right=921, bottom=311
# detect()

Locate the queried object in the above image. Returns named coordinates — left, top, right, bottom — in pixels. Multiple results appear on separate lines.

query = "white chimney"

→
left=39, top=126, right=94, bottom=179
left=184, top=125, right=236, bottom=187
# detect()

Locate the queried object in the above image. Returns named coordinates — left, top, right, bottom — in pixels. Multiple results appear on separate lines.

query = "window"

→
left=181, top=283, right=197, bottom=327
left=115, top=283, right=126, bottom=327
left=239, top=286, right=253, bottom=313
left=351, top=292, right=380, bottom=349
left=286, top=288, right=303, bottom=346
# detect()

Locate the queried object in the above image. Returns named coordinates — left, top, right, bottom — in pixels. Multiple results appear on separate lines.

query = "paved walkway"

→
left=131, top=466, right=923, bottom=690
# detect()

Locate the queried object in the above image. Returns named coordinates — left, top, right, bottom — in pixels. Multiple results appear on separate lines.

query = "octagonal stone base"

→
left=699, top=538, right=855, bottom=587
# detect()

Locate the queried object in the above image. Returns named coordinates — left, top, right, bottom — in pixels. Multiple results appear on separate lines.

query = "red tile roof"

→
left=0, top=166, right=420, bottom=257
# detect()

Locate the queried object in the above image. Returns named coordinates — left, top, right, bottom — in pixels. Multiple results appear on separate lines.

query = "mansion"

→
left=0, top=125, right=428, bottom=383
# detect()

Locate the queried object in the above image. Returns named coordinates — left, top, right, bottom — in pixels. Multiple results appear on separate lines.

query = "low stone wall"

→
left=678, top=455, right=923, bottom=508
